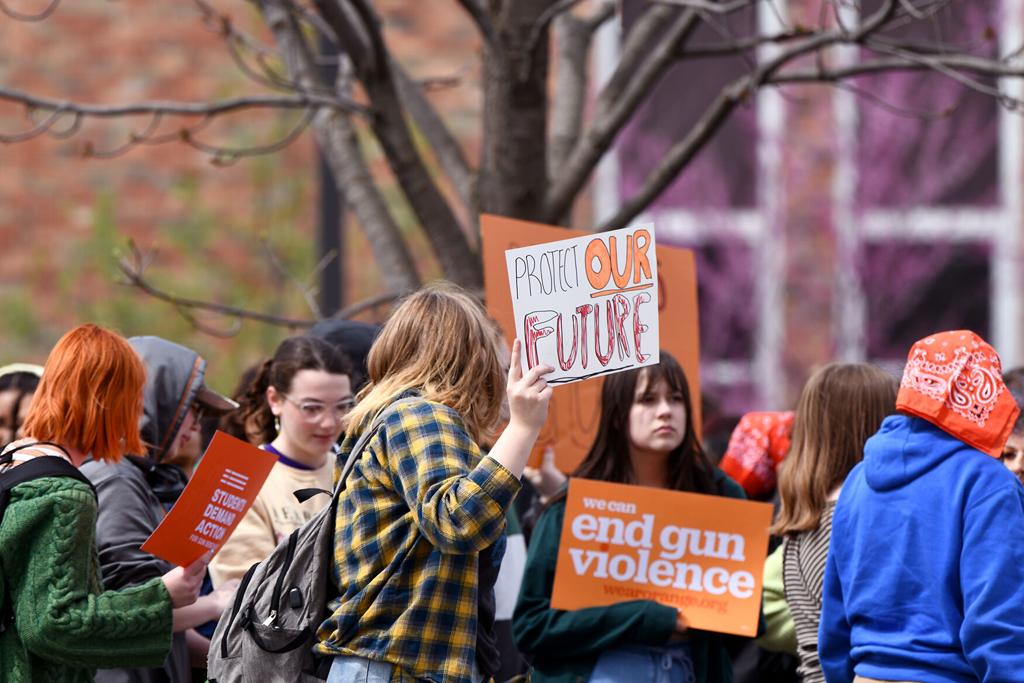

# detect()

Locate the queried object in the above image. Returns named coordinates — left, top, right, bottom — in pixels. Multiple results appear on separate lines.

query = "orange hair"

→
left=22, top=324, right=145, bottom=463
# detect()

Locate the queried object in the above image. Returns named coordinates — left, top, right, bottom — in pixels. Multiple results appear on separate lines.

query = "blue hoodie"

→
left=819, top=414, right=1024, bottom=683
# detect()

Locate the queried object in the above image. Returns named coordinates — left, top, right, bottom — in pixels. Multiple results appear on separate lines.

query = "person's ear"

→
left=266, top=385, right=283, bottom=416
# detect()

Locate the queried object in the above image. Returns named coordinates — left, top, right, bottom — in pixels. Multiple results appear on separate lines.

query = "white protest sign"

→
left=504, top=224, right=659, bottom=385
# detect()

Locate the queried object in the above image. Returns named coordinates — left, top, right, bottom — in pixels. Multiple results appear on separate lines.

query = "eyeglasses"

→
left=281, top=393, right=356, bottom=422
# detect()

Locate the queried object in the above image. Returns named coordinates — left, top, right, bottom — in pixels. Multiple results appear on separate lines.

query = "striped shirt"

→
left=782, top=501, right=836, bottom=683
left=315, top=396, right=520, bottom=683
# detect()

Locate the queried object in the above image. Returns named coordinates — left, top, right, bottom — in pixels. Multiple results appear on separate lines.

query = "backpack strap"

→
left=0, top=448, right=96, bottom=632
left=291, top=397, right=419, bottom=506
left=332, top=396, right=418, bottom=502
left=0, top=454, right=95, bottom=519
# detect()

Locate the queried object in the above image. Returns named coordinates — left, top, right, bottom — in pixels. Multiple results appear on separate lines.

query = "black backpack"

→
left=0, top=442, right=97, bottom=630
left=207, top=398, right=414, bottom=682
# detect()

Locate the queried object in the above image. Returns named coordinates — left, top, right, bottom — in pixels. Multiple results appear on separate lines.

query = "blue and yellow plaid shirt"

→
left=315, top=396, right=520, bottom=682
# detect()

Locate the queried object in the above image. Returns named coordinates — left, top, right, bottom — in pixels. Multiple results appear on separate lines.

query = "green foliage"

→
left=1, top=163, right=320, bottom=395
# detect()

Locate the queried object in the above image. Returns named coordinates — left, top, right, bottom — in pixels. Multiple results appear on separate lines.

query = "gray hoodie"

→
left=82, top=337, right=213, bottom=683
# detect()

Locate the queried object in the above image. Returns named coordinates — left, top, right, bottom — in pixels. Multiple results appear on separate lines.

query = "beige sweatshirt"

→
left=209, top=456, right=332, bottom=586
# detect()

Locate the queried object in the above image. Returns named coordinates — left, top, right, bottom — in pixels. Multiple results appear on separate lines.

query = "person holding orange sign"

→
left=513, top=351, right=745, bottom=683
left=0, top=324, right=206, bottom=683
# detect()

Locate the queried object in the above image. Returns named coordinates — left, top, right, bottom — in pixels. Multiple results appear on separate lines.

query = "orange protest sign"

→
left=482, top=214, right=701, bottom=471
left=142, top=431, right=277, bottom=567
left=551, top=478, right=773, bottom=636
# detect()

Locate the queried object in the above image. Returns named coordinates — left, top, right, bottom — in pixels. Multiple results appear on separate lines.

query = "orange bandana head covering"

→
left=897, top=330, right=1019, bottom=457
left=719, top=411, right=795, bottom=498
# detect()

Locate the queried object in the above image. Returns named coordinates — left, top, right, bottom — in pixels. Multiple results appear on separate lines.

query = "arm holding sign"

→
left=487, top=339, right=553, bottom=480
left=383, top=341, right=550, bottom=554
left=384, top=398, right=523, bottom=554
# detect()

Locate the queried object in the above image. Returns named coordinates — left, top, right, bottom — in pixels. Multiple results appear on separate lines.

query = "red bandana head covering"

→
left=719, top=411, right=795, bottom=498
left=897, top=330, right=1019, bottom=457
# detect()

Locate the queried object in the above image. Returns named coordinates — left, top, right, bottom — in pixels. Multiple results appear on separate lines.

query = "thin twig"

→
left=0, top=87, right=368, bottom=118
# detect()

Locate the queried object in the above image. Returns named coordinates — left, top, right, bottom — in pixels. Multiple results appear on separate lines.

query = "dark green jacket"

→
left=0, top=476, right=172, bottom=682
left=512, top=470, right=745, bottom=683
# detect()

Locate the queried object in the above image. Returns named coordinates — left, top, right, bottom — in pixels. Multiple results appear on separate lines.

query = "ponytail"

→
left=219, top=359, right=274, bottom=445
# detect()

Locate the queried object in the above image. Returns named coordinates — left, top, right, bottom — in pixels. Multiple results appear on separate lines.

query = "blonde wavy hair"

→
left=345, top=282, right=505, bottom=443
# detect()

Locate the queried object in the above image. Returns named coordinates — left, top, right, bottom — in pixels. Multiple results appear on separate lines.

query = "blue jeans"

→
left=588, top=643, right=697, bottom=683
left=327, top=655, right=484, bottom=683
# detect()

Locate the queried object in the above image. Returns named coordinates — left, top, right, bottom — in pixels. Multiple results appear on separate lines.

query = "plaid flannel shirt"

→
left=315, top=396, right=520, bottom=682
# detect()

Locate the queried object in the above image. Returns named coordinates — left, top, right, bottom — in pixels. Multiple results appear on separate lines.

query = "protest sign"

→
left=504, top=223, right=659, bottom=385
left=482, top=214, right=701, bottom=471
left=550, top=478, right=773, bottom=636
left=142, top=431, right=277, bottom=567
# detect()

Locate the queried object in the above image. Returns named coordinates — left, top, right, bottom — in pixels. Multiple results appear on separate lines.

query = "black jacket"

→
left=81, top=337, right=212, bottom=683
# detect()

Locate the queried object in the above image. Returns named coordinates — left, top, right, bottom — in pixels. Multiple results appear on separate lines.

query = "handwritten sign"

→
left=551, top=478, right=773, bottom=636
left=483, top=214, right=701, bottom=470
left=504, top=224, right=659, bottom=385
left=142, top=431, right=277, bottom=566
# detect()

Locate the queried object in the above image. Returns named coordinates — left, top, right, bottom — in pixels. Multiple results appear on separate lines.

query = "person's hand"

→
left=506, top=339, right=553, bottom=433
left=523, top=445, right=567, bottom=503
left=162, top=552, right=210, bottom=608
left=669, top=609, right=690, bottom=640
left=211, top=578, right=241, bottom=613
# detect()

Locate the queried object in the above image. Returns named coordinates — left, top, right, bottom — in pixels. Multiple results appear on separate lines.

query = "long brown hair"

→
left=22, top=324, right=145, bottom=462
left=772, top=363, right=897, bottom=535
left=573, top=351, right=717, bottom=494
left=345, top=282, right=504, bottom=444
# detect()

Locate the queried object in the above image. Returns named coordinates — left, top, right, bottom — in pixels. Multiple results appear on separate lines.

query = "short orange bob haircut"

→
left=22, top=323, right=145, bottom=463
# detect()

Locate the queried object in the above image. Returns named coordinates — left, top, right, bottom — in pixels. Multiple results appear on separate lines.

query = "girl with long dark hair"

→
left=513, top=351, right=744, bottom=683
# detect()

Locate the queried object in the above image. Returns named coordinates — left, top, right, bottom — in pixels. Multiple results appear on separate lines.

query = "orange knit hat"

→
left=896, top=330, right=1019, bottom=457
left=719, top=411, right=795, bottom=498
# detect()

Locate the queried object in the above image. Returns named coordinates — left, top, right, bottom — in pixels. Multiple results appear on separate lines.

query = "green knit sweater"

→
left=0, top=476, right=173, bottom=682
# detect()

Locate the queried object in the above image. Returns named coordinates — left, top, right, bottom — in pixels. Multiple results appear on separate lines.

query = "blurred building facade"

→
left=606, top=0, right=1022, bottom=412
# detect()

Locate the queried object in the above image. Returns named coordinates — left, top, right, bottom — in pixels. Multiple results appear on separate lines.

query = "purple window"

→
left=857, top=0, right=997, bottom=357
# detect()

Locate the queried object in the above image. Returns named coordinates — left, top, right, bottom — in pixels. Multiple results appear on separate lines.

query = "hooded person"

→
left=818, top=330, right=1024, bottom=683
left=81, top=336, right=238, bottom=683
left=719, top=411, right=795, bottom=500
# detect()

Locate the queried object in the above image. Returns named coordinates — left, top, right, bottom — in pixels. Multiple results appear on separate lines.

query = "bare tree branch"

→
left=118, top=242, right=406, bottom=336
left=597, top=0, right=904, bottom=231
left=312, top=0, right=482, bottom=286
left=681, top=28, right=813, bottom=57
left=260, top=0, right=422, bottom=294
left=547, top=3, right=614, bottom=184
left=544, top=6, right=702, bottom=222
left=117, top=243, right=316, bottom=330
left=652, top=0, right=757, bottom=13
left=772, top=54, right=1024, bottom=91
left=0, top=86, right=367, bottom=118
left=525, top=0, right=586, bottom=60
left=392, top=61, right=476, bottom=218
left=260, top=235, right=329, bottom=319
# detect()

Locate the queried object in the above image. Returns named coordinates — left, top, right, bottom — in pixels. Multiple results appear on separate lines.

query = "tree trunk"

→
left=479, top=0, right=554, bottom=223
